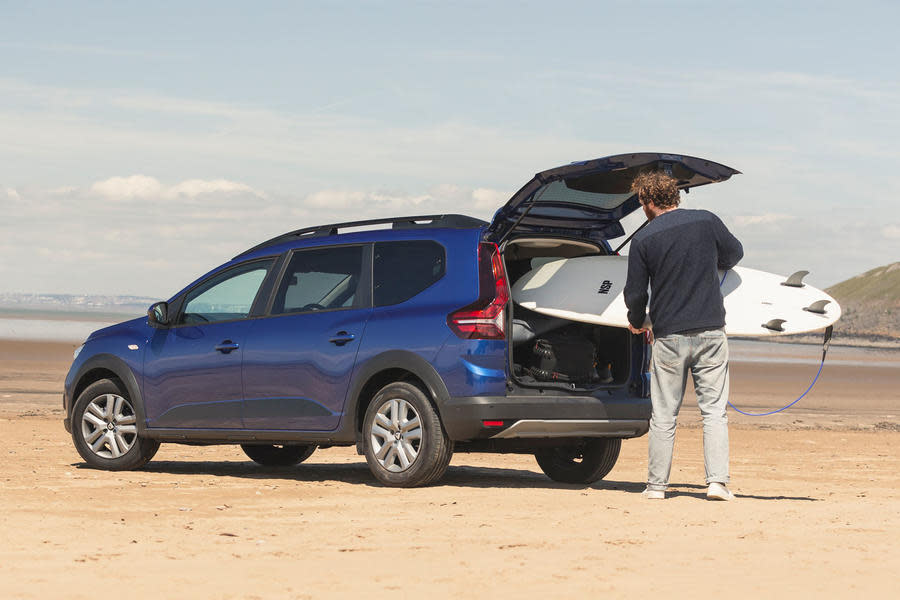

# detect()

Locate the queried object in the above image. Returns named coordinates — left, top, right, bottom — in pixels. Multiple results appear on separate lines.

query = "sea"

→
left=0, top=310, right=136, bottom=343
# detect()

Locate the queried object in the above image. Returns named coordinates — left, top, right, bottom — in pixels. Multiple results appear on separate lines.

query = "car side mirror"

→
left=148, top=301, right=170, bottom=327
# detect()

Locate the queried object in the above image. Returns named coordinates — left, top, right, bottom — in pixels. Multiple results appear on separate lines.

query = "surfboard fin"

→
left=762, top=318, right=787, bottom=332
left=803, top=300, right=830, bottom=315
left=781, top=270, right=809, bottom=288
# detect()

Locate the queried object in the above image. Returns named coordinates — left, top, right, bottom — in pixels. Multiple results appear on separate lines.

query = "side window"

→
left=272, top=246, right=363, bottom=315
left=181, top=260, right=273, bottom=324
left=374, top=241, right=445, bottom=306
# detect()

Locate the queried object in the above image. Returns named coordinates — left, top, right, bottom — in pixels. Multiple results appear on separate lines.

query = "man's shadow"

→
left=629, top=481, right=819, bottom=501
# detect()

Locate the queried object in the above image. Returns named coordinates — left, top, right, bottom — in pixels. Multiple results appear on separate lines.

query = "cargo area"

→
left=503, top=237, right=632, bottom=389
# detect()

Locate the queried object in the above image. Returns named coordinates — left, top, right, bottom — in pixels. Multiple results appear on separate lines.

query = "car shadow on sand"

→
left=75, top=460, right=817, bottom=499
left=124, top=460, right=587, bottom=490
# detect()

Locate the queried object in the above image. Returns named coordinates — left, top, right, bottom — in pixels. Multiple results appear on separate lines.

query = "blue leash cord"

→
left=727, top=349, right=827, bottom=416
left=719, top=270, right=833, bottom=416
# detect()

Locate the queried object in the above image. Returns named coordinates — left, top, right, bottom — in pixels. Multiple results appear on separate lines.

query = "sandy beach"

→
left=1, top=338, right=897, bottom=598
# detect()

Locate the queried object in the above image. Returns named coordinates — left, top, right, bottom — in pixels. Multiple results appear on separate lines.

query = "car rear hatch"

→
left=485, top=152, right=740, bottom=244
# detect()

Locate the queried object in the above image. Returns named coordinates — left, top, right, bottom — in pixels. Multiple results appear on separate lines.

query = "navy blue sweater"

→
left=624, top=209, right=743, bottom=338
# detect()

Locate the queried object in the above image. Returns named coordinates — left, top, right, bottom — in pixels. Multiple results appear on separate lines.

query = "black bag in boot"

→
left=528, top=330, right=600, bottom=383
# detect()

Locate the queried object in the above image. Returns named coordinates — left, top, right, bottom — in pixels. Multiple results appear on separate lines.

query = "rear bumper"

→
left=441, top=394, right=650, bottom=441
left=489, top=418, right=647, bottom=439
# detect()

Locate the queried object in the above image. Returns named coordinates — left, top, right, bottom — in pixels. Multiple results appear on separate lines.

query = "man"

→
left=624, top=171, right=743, bottom=501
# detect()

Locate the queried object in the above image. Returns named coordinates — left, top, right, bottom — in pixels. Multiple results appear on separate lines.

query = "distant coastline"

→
left=0, top=292, right=155, bottom=314
left=0, top=307, right=142, bottom=323
left=0, top=292, right=151, bottom=339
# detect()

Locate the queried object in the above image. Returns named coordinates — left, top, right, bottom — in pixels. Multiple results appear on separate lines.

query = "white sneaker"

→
left=707, top=482, right=735, bottom=501
left=641, top=487, right=665, bottom=499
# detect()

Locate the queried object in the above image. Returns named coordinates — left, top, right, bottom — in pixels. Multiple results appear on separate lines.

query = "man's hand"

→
left=628, top=324, right=654, bottom=343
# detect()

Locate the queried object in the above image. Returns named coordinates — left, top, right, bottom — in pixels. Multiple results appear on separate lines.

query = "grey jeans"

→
left=647, top=328, right=730, bottom=491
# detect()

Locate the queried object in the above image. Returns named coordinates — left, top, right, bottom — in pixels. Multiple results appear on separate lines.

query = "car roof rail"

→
left=233, top=213, right=487, bottom=259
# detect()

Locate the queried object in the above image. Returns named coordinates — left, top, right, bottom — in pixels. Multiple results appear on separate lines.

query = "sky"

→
left=1, top=0, right=898, bottom=297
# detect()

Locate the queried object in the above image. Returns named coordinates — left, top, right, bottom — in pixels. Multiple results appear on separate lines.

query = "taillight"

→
left=447, top=242, right=509, bottom=340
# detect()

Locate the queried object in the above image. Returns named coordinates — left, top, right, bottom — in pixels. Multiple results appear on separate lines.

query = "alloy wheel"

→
left=80, top=393, right=138, bottom=459
left=369, top=397, right=423, bottom=472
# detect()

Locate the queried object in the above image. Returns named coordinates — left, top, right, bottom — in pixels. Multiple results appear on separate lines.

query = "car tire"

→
left=241, top=444, right=316, bottom=466
left=362, top=381, right=453, bottom=487
left=71, top=378, right=160, bottom=470
left=534, top=438, right=621, bottom=485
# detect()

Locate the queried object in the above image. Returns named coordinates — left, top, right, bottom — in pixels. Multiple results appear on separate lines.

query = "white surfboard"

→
left=511, top=255, right=841, bottom=336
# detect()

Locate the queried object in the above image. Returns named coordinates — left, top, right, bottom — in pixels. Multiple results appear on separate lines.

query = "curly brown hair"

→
left=631, top=171, right=680, bottom=209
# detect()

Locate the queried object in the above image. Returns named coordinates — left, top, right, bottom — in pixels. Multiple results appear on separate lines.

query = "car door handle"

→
left=328, top=331, right=356, bottom=346
left=215, top=340, right=240, bottom=353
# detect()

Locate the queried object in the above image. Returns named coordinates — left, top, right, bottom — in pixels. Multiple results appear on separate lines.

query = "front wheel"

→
left=71, top=378, right=160, bottom=470
left=241, top=444, right=316, bottom=466
left=362, top=381, right=453, bottom=487
left=535, top=438, right=621, bottom=484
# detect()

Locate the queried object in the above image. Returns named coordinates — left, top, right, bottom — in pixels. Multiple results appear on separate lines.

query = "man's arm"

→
left=624, top=241, right=650, bottom=330
left=712, top=214, right=744, bottom=270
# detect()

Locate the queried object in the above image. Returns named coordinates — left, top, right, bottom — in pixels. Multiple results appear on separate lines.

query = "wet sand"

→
left=0, top=339, right=897, bottom=598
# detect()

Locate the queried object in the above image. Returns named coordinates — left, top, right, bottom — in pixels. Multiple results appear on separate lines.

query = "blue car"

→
left=63, top=152, right=739, bottom=487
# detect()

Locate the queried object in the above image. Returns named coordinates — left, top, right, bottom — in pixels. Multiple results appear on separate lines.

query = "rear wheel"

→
left=241, top=444, right=316, bottom=466
left=535, top=438, right=621, bottom=484
left=362, top=381, right=453, bottom=487
left=71, top=378, right=159, bottom=470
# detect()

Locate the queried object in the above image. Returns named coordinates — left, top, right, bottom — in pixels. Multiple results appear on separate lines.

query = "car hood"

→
left=485, top=152, right=740, bottom=243
left=85, top=316, right=147, bottom=342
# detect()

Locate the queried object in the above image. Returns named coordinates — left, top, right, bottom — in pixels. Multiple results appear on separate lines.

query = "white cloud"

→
left=48, top=185, right=78, bottom=195
left=882, top=225, right=900, bottom=239
left=301, top=186, right=505, bottom=220
left=305, top=190, right=372, bottom=209
left=165, top=179, right=262, bottom=199
left=91, top=175, right=163, bottom=199
left=155, top=223, right=217, bottom=239
left=89, top=175, right=264, bottom=202
left=733, top=214, right=796, bottom=227
left=472, top=187, right=508, bottom=211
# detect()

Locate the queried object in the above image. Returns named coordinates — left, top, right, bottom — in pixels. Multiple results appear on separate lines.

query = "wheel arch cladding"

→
left=73, top=367, right=120, bottom=406
left=72, top=355, right=147, bottom=433
left=350, top=350, right=451, bottom=435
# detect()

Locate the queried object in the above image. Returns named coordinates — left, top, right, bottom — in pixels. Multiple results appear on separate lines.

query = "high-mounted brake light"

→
left=447, top=242, right=509, bottom=340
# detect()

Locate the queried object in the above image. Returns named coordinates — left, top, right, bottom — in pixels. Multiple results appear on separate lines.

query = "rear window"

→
left=374, top=241, right=445, bottom=306
left=529, top=162, right=704, bottom=211
left=533, top=180, right=633, bottom=210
